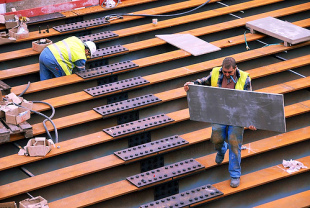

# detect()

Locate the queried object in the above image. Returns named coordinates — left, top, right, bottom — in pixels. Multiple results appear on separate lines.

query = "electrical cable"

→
left=104, top=0, right=212, bottom=21
left=7, top=82, right=60, bottom=145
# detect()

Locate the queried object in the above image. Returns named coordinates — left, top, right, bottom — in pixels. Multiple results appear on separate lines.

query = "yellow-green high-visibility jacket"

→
left=211, top=67, right=249, bottom=90
left=48, top=36, right=86, bottom=75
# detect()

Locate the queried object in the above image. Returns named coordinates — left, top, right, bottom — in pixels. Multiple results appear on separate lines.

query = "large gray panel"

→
left=187, top=85, right=286, bottom=132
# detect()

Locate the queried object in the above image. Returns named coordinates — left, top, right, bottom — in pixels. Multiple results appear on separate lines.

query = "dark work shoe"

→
left=215, top=153, right=225, bottom=164
left=230, top=177, right=240, bottom=188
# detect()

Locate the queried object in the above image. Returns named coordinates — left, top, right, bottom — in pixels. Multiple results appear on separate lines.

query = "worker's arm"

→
left=184, top=72, right=212, bottom=92
left=74, top=59, right=86, bottom=72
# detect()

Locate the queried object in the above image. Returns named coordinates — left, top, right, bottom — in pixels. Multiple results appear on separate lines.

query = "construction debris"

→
left=282, top=159, right=308, bottom=174
left=19, top=196, right=49, bottom=208
left=18, top=137, right=55, bottom=157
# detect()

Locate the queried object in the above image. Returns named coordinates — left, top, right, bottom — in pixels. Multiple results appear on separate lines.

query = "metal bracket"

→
left=103, top=114, right=174, bottom=137
left=94, top=94, right=161, bottom=117
left=155, top=180, right=179, bottom=201
left=117, top=111, right=139, bottom=125
left=128, top=132, right=151, bottom=148
left=140, top=184, right=223, bottom=208
left=126, top=159, right=204, bottom=188
left=91, top=45, right=129, bottom=59
left=53, top=17, right=109, bottom=32
left=76, top=61, right=138, bottom=79
left=141, top=155, right=164, bottom=173
left=114, top=135, right=188, bottom=161
left=79, top=31, right=119, bottom=42
left=84, top=76, right=150, bottom=97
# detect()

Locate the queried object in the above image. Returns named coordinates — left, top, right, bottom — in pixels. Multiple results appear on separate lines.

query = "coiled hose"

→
left=8, top=81, right=59, bottom=145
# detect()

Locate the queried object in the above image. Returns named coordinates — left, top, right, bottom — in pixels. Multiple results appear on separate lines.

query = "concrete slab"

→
left=246, top=16, right=310, bottom=46
left=187, top=85, right=286, bottom=132
left=156, top=34, right=221, bottom=56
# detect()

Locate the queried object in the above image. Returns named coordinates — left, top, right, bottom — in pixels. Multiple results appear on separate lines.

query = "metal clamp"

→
left=76, top=61, right=138, bottom=79
left=140, top=184, right=223, bottom=208
left=91, top=45, right=129, bottom=59
left=114, top=135, right=188, bottom=161
left=53, top=18, right=109, bottom=32
left=79, top=31, right=118, bottom=42
left=103, top=114, right=174, bottom=137
left=127, top=159, right=204, bottom=188
left=84, top=76, right=150, bottom=97
left=94, top=94, right=161, bottom=117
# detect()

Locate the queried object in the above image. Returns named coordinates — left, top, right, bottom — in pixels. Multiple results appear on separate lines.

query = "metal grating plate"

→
left=127, top=159, right=204, bottom=188
left=246, top=17, right=310, bottom=46
left=103, top=114, right=174, bottom=137
left=53, top=17, right=109, bottom=32
left=84, top=76, right=150, bottom=97
left=140, top=184, right=223, bottom=208
left=79, top=31, right=118, bottom=42
left=187, top=85, right=286, bottom=132
left=28, top=13, right=65, bottom=24
left=91, top=45, right=129, bottom=59
left=76, top=61, right=138, bottom=79
left=94, top=94, right=161, bottom=117
left=114, top=135, right=188, bottom=161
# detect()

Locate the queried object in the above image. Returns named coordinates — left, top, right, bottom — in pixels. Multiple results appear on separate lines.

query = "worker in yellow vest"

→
left=183, top=57, right=256, bottom=188
left=39, top=36, right=96, bottom=80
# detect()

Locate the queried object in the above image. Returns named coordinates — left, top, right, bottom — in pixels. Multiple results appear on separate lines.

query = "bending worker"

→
left=39, top=36, right=96, bottom=80
left=184, top=57, right=256, bottom=188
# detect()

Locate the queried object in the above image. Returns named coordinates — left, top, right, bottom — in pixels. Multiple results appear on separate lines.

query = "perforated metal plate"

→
left=91, top=45, right=129, bottom=59
left=94, top=94, right=161, bottom=117
left=28, top=13, right=65, bottom=24
left=140, top=184, right=223, bottom=208
left=79, top=31, right=118, bottom=42
left=76, top=61, right=138, bottom=79
left=53, top=17, right=109, bottom=32
left=114, top=135, right=188, bottom=161
left=103, top=114, right=174, bottom=137
left=84, top=76, right=150, bottom=97
left=127, top=159, right=204, bottom=188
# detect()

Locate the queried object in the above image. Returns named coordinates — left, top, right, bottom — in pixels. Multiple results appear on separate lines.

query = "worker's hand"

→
left=248, top=125, right=257, bottom=130
left=184, top=82, right=194, bottom=92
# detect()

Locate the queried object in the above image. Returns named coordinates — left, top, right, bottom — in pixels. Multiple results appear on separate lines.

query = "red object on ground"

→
left=1, top=0, right=100, bottom=17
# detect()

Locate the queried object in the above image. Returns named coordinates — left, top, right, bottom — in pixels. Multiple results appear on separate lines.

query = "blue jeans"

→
left=211, top=123, right=244, bottom=178
left=39, top=48, right=66, bottom=80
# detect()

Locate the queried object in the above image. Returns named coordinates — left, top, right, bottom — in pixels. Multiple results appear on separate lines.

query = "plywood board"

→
left=156, top=34, right=221, bottom=56
left=246, top=16, right=310, bottom=45
left=187, top=85, right=286, bottom=132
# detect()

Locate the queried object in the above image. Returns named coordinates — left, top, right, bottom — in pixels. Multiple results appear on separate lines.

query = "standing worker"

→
left=39, top=36, right=96, bottom=80
left=184, top=57, right=256, bottom=188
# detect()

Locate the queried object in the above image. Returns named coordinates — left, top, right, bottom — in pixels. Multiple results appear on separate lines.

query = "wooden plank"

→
left=9, top=0, right=221, bottom=44
left=2, top=17, right=309, bottom=85
left=3, top=92, right=310, bottom=171
left=9, top=37, right=310, bottom=96
left=1, top=125, right=308, bottom=200
left=0, top=0, right=286, bottom=62
left=47, top=143, right=310, bottom=207
left=74, top=0, right=160, bottom=15
left=192, top=156, right=310, bottom=207
left=24, top=43, right=310, bottom=115
left=254, top=190, right=310, bottom=208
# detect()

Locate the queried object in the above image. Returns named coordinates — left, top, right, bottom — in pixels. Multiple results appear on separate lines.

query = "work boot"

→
left=230, top=177, right=240, bottom=188
left=215, top=153, right=225, bottom=164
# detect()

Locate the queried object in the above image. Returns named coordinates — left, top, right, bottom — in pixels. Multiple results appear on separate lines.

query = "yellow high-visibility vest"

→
left=48, top=36, right=86, bottom=75
left=211, top=67, right=249, bottom=90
